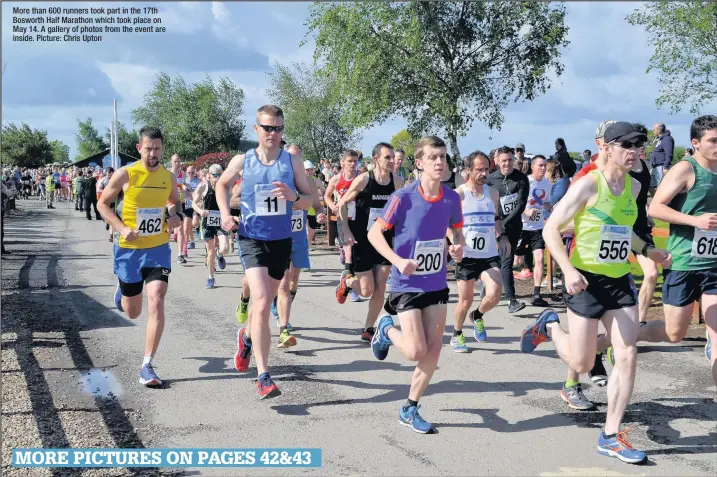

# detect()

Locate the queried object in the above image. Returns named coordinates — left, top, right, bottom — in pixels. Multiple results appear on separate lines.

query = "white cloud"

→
left=212, top=2, right=230, bottom=23
left=97, top=62, right=160, bottom=108
left=270, top=11, right=296, bottom=26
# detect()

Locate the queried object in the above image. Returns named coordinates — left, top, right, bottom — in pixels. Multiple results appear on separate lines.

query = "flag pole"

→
left=113, top=98, right=118, bottom=169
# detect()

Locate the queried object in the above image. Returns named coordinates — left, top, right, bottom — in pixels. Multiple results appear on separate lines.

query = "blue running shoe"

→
left=139, top=364, right=162, bottom=387
left=188, top=241, right=195, bottom=249
left=217, top=255, right=226, bottom=270
left=597, top=430, right=647, bottom=464
left=349, top=290, right=362, bottom=302
left=205, top=277, right=215, bottom=289
left=371, top=315, right=394, bottom=361
left=114, top=281, right=123, bottom=312
left=520, top=309, right=559, bottom=353
left=469, top=311, right=487, bottom=342
left=270, top=299, right=278, bottom=318
left=706, top=330, right=712, bottom=363
left=399, top=405, right=434, bottom=434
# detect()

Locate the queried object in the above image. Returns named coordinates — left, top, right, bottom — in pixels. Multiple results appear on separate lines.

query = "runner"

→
left=323, top=150, right=361, bottom=303
left=97, top=126, right=182, bottom=387
left=336, top=142, right=404, bottom=341
left=192, top=164, right=229, bottom=289
left=521, top=122, right=670, bottom=463
left=45, top=168, right=56, bottom=209
left=449, top=150, right=509, bottom=353
left=168, top=154, right=187, bottom=264
left=642, top=114, right=717, bottom=386
left=368, top=135, right=464, bottom=433
left=486, top=146, right=529, bottom=313
left=516, top=155, right=552, bottom=306
left=181, top=165, right=200, bottom=255
left=216, top=104, right=313, bottom=399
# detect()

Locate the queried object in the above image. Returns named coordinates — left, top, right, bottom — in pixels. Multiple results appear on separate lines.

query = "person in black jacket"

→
left=486, top=146, right=530, bottom=313
left=82, top=171, right=101, bottom=220
left=649, top=122, right=674, bottom=191
left=551, top=138, right=576, bottom=178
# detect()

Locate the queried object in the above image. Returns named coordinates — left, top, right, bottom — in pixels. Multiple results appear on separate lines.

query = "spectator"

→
left=581, top=149, right=592, bottom=169
left=649, top=122, right=674, bottom=189
left=684, top=148, right=694, bottom=159
left=550, top=137, right=576, bottom=178
left=394, top=148, right=408, bottom=180
left=81, top=172, right=101, bottom=220
left=515, top=142, right=527, bottom=168
left=547, top=160, right=569, bottom=205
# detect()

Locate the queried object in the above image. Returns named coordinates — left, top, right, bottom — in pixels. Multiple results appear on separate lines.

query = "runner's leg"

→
left=363, top=265, right=391, bottom=331
left=635, top=254, right=658, bottom=324
left=244, top=267, right=281, bottom=375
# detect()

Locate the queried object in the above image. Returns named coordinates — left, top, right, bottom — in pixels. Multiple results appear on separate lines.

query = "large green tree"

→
left=49, top=140, right=70, bottom=164
left=75, top=118, right=108, bottom=161
left=1, top=123, right=54, bottom=167
left=306, top=1, right=569, bottom=158
left=390, top=129, right=418, bottom=159
left=104, top=122, right=140, bottom=158
left=131, top=73, right=246, bottom=161
left=268, top=62, right=360, bottom=162
left=627, top=1, right=717, bottom=114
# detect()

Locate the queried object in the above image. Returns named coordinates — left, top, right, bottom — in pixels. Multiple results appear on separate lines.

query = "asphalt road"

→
left=2, top=200, right=715, bottom=477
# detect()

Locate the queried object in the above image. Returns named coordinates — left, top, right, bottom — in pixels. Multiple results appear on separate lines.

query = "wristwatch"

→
left=294, top=189, right=301, bottom=201
left=641, top=243, right=653, bottom=257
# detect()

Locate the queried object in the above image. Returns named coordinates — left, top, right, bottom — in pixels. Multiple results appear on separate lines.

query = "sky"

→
left=1, top=1, right=710, bottom=163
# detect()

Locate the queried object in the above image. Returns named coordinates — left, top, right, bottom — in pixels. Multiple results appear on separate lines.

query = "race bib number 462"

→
left=692, top=228, right=717, bottom=258
left=596, top=225, right=631, bottom=263
left=413, top=239, right=445, bottom=275
left=136, top=208, right=163, bottom=236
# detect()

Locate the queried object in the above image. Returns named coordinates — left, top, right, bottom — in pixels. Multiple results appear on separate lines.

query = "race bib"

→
left=184, top=198, right=192, bottom=208
left=255, top=184, right=286, bottom=216
left=136, top=208, right=163, bottom=236
left=500, top=193, right=518, bottom=215
left=413, top=239, right=445, bottom=276
left=291, top=210, right=305, bottom=232
left=207, top=210, right=221, bottom=228
left=528, top=209, right=542, bottom=222
left=465, top=229, right=490, bottom=251
left=596, top=225, right=631, bottom=263
left=177, top=178, right=184, bottom=185
left=691, top=228, right=717, bottom=258
left=367, top=207, right=382, bottom=231
left=347, top=201, right=356, bottom=220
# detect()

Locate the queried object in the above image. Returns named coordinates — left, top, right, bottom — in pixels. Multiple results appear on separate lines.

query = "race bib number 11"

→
left=136, top=208, right=163, bottom=236
left=255, top=184, right=287, bottom=216
left=596, top=225, right=631, bottom=263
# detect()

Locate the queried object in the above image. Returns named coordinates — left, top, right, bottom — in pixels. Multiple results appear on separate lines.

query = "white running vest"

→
left=522, top=176, right=552, bottom=231
left=462, top=185, right=499, bottom=259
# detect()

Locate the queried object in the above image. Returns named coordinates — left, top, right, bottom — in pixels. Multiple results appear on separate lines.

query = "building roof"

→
left=71, top=149, right=139, bottom=169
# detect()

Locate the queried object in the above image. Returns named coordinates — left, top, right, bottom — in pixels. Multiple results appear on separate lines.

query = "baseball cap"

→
left=208, top=164, right=223, bottom=175
left=595, top=120, right=617, bottom=139
left=515, top=143, right=525, bottom=151
left=603, top=122, right=648, bottom=144
left=303, top=160, right=315, bottom=170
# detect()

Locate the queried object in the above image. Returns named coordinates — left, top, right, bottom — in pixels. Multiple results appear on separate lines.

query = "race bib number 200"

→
left=692, top=228, right=717, bottom=258
left=596, top=225, right=631, bottom=263
left=136, top=208, right=163, bottom=236
left=413, top=239, right=445, bottom=276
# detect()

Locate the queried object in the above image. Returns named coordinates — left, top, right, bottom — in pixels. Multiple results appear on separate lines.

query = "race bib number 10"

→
left=413, top=239, right=445, bottom=275
left=465, top=229, right=489, bottom=251
left=255, top=184, right=287, bottom=216
left=596, top=225, right=631, bottom=263
left=692, top=228, right=717, bottom=258
left=136, top=208, right=164, bottom=236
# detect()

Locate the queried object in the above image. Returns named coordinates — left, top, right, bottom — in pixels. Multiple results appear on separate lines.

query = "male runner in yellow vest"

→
left=98, top=127, right=182, bottom=387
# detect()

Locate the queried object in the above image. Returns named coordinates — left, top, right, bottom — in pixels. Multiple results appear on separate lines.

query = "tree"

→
left=390, top=129, right=418, bottom=159
left=131, top=73, right=246, bottom=161
left=627, top=1, right=717, bottom=115
left=75, top=118, right=108, bottom=161
left=50, top=140, right=70, bottom=164
left=305, top=1, right=569, bottom=158
left=268, top=62, right=361, bottom=162
left=104, top=123, right=140, bottom=158
left=1, top=123, right=54, bottom=167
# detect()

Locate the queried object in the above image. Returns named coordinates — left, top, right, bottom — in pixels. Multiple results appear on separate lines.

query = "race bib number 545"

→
left=596, top=225, right=631, bottom=263
left=136, top=208, right=163, bottom=236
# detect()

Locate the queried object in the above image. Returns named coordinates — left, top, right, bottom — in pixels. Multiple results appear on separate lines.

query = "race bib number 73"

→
left=136, top=208, right=163, bottom=236
left=596, top=225, right=631, bottom=263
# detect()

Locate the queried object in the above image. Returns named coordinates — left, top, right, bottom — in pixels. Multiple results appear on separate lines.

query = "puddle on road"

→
left=79, top=368, right=123, bottom=399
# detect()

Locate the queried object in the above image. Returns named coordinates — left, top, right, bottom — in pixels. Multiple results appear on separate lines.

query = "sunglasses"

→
left=257, top=124, right=284, bottom=133
left=516, top=149, right=524, bottom=153
left=614, top=141, right=645, bottom=150
left=210, top=173, right=221, bottom=178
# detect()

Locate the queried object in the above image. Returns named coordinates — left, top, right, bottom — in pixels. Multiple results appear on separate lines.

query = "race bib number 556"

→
left=596, top=225, right=631, bottom=263
left=136, top=208, right=163, bottom=236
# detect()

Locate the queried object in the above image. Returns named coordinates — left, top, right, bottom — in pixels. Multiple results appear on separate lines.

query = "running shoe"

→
left=589, top=353, right=608, bottom=387
left=520, top=309, right=559, bottom=353
left=335, top=270, right=352, bottom=304
left=597, top=429, right=647, bottom=464
left=139, top=364, right=162, bottom=387
left=217, top=255, right=226, bottom=270
left=178, top=255, right=187, bottom=264
left=361, top=327, right=374, bottom=342
left=236, top=300, right=249, bottom=324
left=277, top=329, right=297, bottom=348
left=561, top=384, right=595, bottom=410
left=508, top=299, right=526, bottom=314
left=114, top=281, right=123, bottom=312
left=257, top=374, right=281, bottom=399
left=450, top=334, right=468, bottom=353
left=234, top=328, right=251, bottom=372
left=469, top=311, right=487, bottom=342
left=188, top=241, right=195, bottom=249
left=706, top=330, right=712, bottom=362
left=531, top=296, right=549, bottom=307
left=371, top=315, right=394, bottom=360
left=270, top=299, right=278, bottom=318
left=205, top=277, right=215, bottom=289
left=606, top=346, right=615, bottom=367
left=349, top=290, right=362, bottom=302
left=399, top=405, right=433, bottom=434
left=275, top=317, right=293, bottom=332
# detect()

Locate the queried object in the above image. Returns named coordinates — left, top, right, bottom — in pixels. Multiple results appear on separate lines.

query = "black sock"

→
left=471, top=309, right=484, bottom=322
left=406, top=399, right=418, bottom=408
left=243, top=333, right=252, bottom=345
left=603, top=432, right=616, bottom=439
left=344, top=262, right=352, bottom=272
left=290, top=290, right=297, bottom=300
left=533, top=286, right=541, bottom=297
left=241, top=296, right=249, bottom=303
left=280, top=326, right=287, bottom=333
left=453, top=329, right=462, bottom=337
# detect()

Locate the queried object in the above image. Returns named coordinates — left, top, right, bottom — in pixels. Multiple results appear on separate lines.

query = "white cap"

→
left=208, top=164, right=223, bottom=175
left=303, top=160, right=315, bottom=170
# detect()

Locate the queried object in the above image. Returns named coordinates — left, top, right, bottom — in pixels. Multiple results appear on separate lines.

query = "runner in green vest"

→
left=646, top=114, right=717, bottom=387
left=520, top=122, right=670, bottom=464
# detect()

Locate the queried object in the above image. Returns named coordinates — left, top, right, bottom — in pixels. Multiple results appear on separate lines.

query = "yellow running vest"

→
left=120, top=162, right=172, bottom=249
left=570, top=170, right=637, bottom=278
